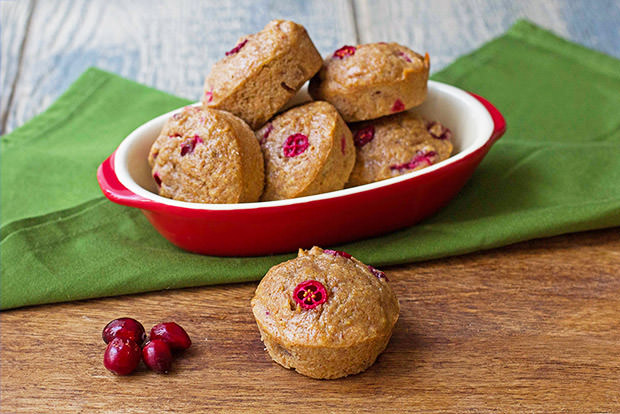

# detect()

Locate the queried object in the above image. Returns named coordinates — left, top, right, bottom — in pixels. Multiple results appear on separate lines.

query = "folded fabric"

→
left=2, top=20, right=619, bottom=310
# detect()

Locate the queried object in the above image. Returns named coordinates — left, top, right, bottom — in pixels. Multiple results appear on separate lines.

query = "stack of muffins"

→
left=148, top=19, right=453, bottom=204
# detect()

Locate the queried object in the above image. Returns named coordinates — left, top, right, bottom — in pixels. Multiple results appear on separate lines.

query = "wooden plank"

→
left=1, top=0, right=356, bottom=134
left=353, top=0, right=620, bottom=73
left=0, top=0, right=34, bottom=135
left=1, top=228, right=619, bottom=412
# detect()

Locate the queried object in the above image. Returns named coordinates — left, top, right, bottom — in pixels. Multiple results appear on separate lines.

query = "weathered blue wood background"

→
left=1, top=0, right=619, bottom=135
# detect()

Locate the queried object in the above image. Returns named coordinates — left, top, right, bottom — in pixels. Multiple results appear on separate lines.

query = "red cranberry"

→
left=225, top=39, right=248, bottom=56
left=391, top=99, right=405, bottom=112
left=353, top=125, right=375, bottom=147
left=333, top=45, right=356, bottom=59
left=150, top=322, right=192, bottom=351
left=293, top=280, right=328, bottom=310
left=142, top=339, right=173, bottom=374
left=103, top=338, right=141, bottom=376
left=368, top=265, right=388, bottom=281
left=282, top=133, right=309, bottom=157
left=102, top=318, right=146, bottom=345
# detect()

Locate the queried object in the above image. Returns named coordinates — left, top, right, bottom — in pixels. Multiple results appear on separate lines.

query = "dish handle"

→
left=469, top=93, right=506, bottom=144
left=97, top=153, right=157, bottom=210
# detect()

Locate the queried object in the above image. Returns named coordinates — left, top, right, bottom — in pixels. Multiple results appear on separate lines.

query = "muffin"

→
left=202, top=20, right=323, bottom=129
left=347, top=111, right=453, bottom=186
left=256, top=101, right=355, bottom=201
left=309, top=42, right=430, bottom=122
left=148, top=106, right=264, bottom=203
left=251, top=246, right=400, bottom=379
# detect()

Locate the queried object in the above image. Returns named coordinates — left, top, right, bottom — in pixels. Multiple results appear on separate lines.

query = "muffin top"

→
left=347, top=111, right=453, bottom=186
left=312, top=42, right=428, bottom=90
left=204, top=20, right=318, bottom=105
left=148, top=106, right=263, bottom=203
left=251, top=246, right=399, bottom=347
left=256, top=101, right=354, bottom=200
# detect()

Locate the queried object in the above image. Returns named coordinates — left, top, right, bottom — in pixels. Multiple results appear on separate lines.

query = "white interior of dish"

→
left=115, top=81, right=493, bottom=210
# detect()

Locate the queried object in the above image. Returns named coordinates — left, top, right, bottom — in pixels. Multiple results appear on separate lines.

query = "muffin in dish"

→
left=251, top=246, right=399, bottom=379
left=148, top=106, right=264, bottom=203
left=347, top=111, right=453, bottom=187
left=309, top=42, right=429, bottom=122
left=255, top=101, right=355, bottom=201
left=202, top=19, right=323, bottom=129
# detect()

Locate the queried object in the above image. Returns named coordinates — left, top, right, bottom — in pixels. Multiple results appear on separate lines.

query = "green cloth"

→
left=2, top=20, right=620, bottom=310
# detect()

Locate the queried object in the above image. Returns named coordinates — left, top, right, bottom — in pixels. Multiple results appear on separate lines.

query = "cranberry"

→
left=102, top=318, right=146, bottom=345
left=390, top=149, right=437, bottom=171
left=398, top=51, right=412, bottom=62
left=368, top=265, right=388, bottom=281
left=180, top=135, right=203, bottom=156
left=142, top=339, right=173, bottom=374
left=282, top=133, right=309, bottom=157
left=324, top=249, right=352, bottom=259
left=103, top=338, right=141, bottom=376
left=150, top=322, right=192, bottom=351
left=293, top=280, right=328, bottom=310
left=333, top=45, right=356, bottom=59
left=153, top=173, right=162, bottom=187
left=427, top=121, right=452, bottom=141
left=260, top=123, right=274, bottom=144
left=353, top=125, right=375, bottom=147
left=204, top=89, right=213, bottom=103
left=341, top=135, right=346, bottom=154
left=391, top=99, right=405, bottom=112
left=225, top=39, right=248, bottom=56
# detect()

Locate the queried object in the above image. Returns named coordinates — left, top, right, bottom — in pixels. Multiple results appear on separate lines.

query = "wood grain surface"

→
left=2, top=1, right=620, bottom=412
left=2, top=228, right=620, bottom=413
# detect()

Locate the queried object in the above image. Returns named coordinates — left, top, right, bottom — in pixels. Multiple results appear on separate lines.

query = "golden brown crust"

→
left=256, top=101, right=355, bottom=201
left=309, top=42, right=430, bottom=122
left=203, top=20, right=323, bottom=129
left=251, top=246, right=399, bottom=379
left=148, top=106, right=264, bottom=203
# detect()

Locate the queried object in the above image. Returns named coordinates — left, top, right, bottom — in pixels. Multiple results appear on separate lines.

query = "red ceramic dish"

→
left=97, top=81, right=506, bottom=256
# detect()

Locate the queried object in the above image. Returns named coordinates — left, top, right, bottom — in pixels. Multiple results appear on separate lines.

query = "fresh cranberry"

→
left=341, top=135, right=346, bottom=154
left=225, top=39, right=248, bottom=56
left=368, top=265, right=388, bottom=281
left=391, top=99, right=405, bottom=112
left=324, top=249, right=352, bottom=259
left=150, top=322, right=192, bottom=351
left=333, top=45, right=356, bottom=59
left=293, top=280, right=328, bottom=310
left=142, top=339, right=173, bottom=374
left=102, top=318, right=146, bottom=345
left=282, top=133, right=309, bottom=157
left=103, top=338, right=141, bottom=376
left=204, top=89, right=213, bottom=103
left=353, top=125, right=375, bottom=147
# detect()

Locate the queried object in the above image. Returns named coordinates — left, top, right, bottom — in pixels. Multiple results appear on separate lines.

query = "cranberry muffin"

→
left=148, top=106, right=264, bottom=203
left=309, top=42, right=430, bottom=122
left=251, top=246, right=399, bottom=379
left=347, top=111, right=453, bottom=187
left=202, top=20, right=322, bottom=129
left=256, top=101, right=355, bottom=201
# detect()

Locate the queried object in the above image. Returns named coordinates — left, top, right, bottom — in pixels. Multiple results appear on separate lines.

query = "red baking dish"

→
left=97, top=81, right=506, bottom=256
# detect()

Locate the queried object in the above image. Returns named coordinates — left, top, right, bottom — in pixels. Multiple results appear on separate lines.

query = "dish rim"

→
left=112, top=80, right=495, bottom=211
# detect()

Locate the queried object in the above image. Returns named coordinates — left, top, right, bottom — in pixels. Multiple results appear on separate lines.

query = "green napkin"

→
left=2, top=20, right=620, bottom=310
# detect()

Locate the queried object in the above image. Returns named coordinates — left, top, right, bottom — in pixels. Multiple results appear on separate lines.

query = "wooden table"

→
left=2, top=1, right=620, bottom=412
